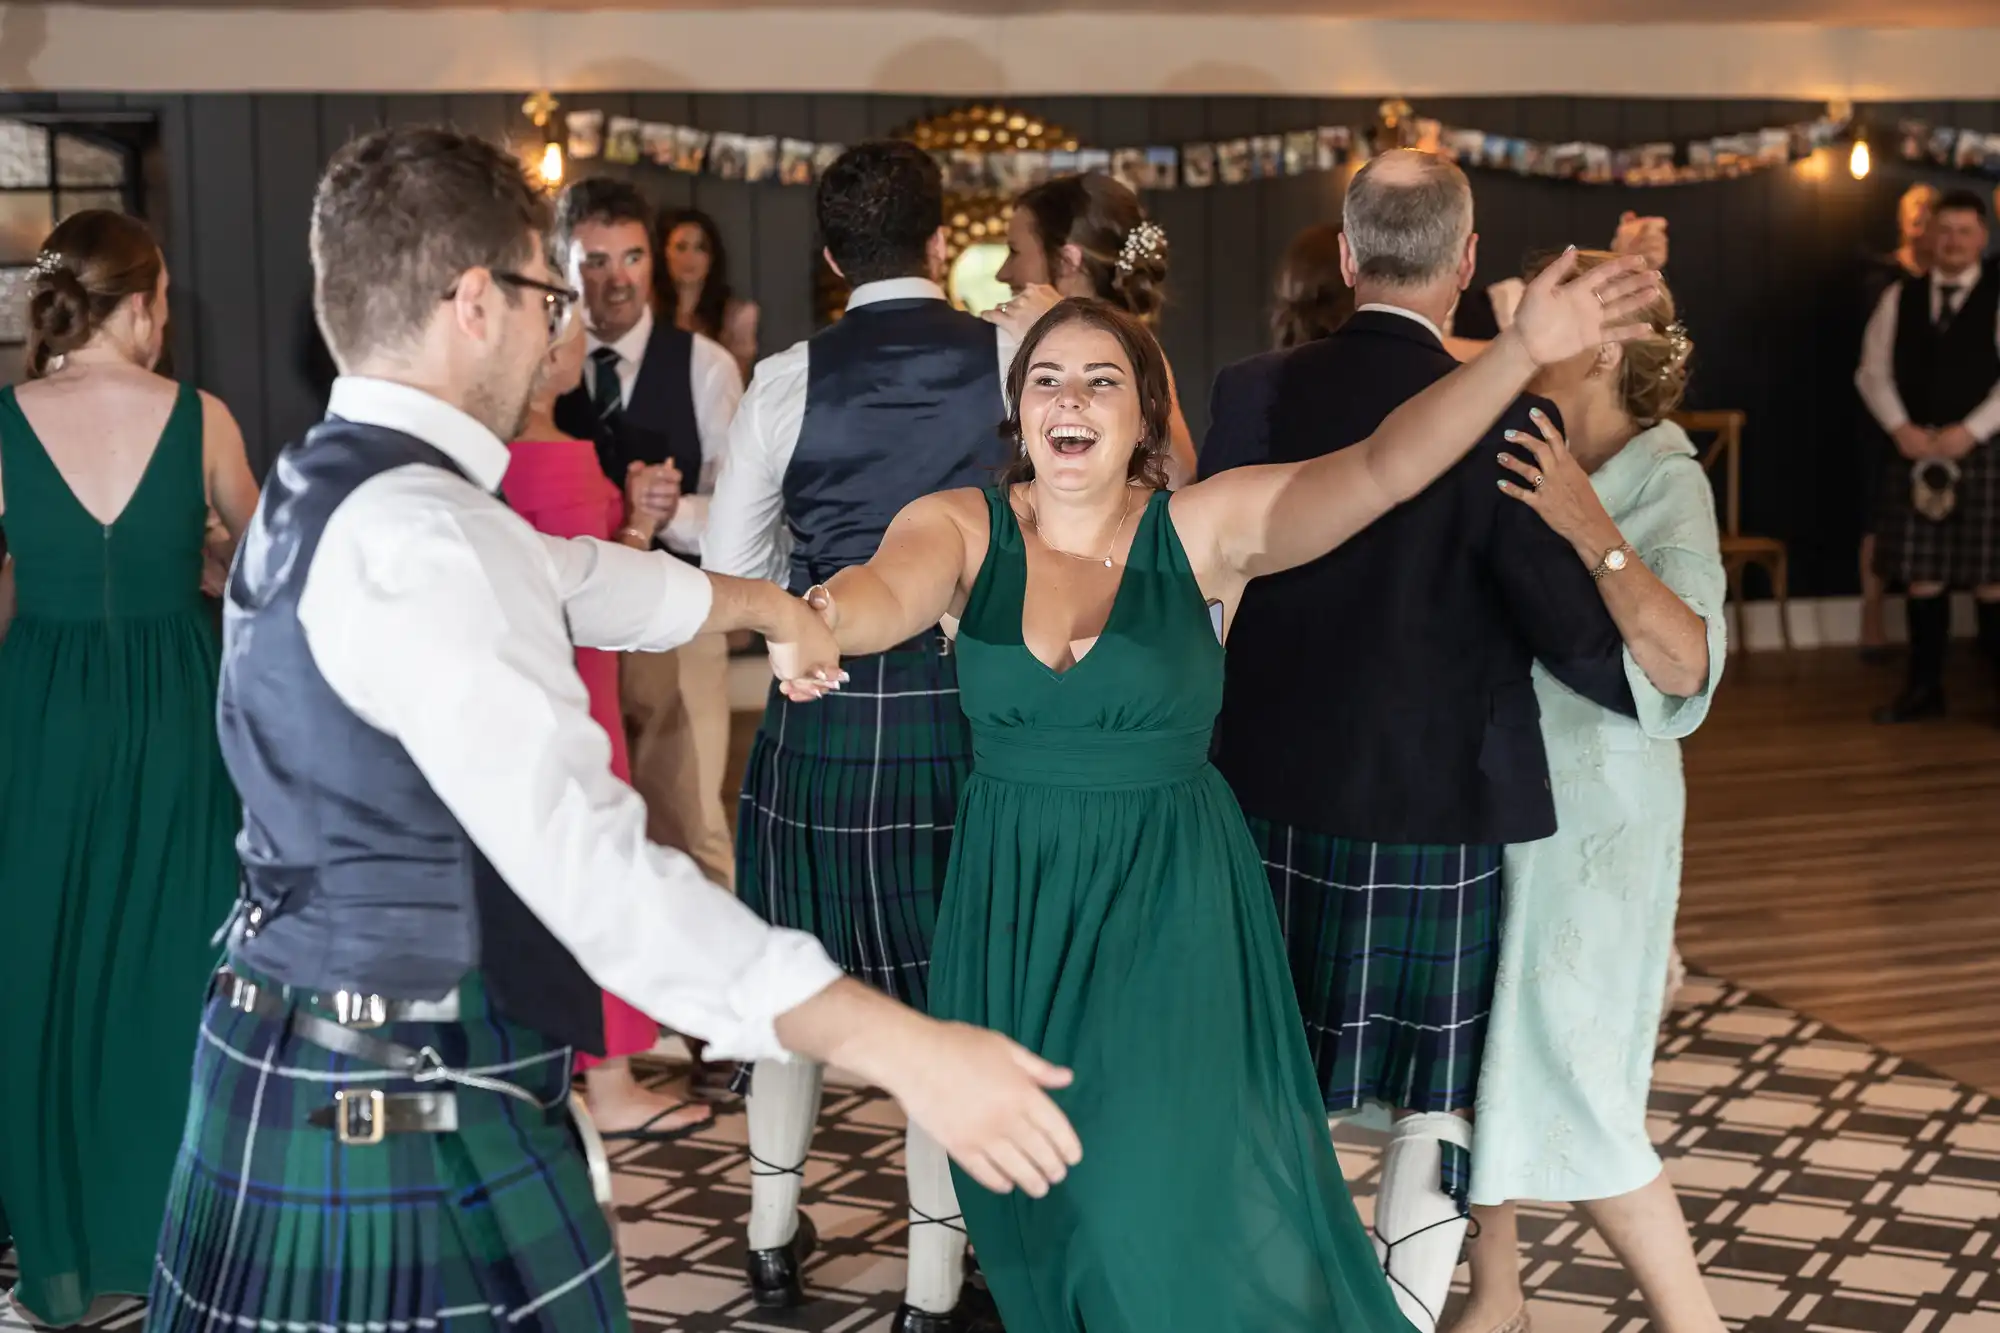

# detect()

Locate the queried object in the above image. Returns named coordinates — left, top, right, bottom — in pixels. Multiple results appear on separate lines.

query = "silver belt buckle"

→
left=334, top=1088, right=387, bottom=1146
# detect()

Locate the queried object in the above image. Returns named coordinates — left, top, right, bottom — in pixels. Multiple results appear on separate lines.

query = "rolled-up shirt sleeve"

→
left=299, top=468, right=840, bottom=1060
left=704, top=343, right=807, bottom=584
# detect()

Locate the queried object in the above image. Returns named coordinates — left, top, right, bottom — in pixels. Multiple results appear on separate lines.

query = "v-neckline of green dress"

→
left=1003, top=484, right=1159, bottom=683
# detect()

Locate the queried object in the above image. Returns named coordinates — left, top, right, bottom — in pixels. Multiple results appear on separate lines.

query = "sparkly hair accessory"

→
left=1659, top=320, right=1692, bottom=379
left=28, top=250, right=66, bottom=281
left=1116, top=219, right=1167, bottom=276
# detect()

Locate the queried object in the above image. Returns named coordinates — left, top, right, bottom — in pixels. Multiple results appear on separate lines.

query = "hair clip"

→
left=1116, top=220, right=1167, bottom=276
left=1658, top=319, right=1692, bottom=379
left=28, top=251, right=64, bottom=281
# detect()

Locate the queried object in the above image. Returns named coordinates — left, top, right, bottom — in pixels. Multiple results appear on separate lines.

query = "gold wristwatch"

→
left=1590, top=543, right=1635, bottom=581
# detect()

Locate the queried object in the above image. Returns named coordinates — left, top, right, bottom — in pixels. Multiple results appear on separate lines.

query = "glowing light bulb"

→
left=1850, top=139, right=1871, bottom=180
left=540, top=140, right=564, bottom=187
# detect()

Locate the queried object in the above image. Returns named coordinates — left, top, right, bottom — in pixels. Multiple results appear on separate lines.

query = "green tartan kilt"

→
left=1246, top=818, right=1503, bottom=1119
left=145, top=970, right=625, bottom=1333
left=736, top=629, right=971, bottom=1009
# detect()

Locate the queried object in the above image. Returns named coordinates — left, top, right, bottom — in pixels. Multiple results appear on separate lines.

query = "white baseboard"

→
left=720, top=594, right=1980, bottom=709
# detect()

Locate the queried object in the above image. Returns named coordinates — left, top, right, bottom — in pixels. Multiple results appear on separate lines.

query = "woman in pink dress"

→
left=505, top=322, right=712, bottom=1141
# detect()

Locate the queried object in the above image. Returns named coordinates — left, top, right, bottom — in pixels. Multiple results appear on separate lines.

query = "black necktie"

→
left=590, top=346, right=624, bottom=425
left=1936, top=283, right=1964, bottom=333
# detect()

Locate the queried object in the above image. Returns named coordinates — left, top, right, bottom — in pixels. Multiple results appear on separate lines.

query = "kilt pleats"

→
left=145, top=972, right=624, bottom=1333
left=1876, top=442, right=2000, bottom=588
left=1246, top=819, right=1503, bottom=1122
left=736, top=632, right=970, bottom=1010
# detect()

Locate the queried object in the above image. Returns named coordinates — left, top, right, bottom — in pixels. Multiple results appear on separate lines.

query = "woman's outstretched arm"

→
left=1180, top=250, right=1657, bottom=581
left=813, top=490, right=980, bottom=657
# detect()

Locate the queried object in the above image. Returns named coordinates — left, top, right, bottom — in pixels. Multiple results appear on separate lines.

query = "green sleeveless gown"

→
left=930, top=486, right=1414, bottom=1333
left=0, top=384, right=240, bottom=1323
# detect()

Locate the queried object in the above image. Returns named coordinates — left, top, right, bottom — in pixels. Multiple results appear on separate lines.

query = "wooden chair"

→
left=1670, top=409, right=1791, bottom=651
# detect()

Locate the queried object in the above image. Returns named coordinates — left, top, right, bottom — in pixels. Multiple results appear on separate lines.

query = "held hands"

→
left=1893, top=424, right=1978, bottom=461
left=1510, top=249, right=1661, bottom=369
left=623, top=460, right=682, bottom=539
left=882, top=1020, right=1082, bottom=1197
left=768, top=588, right=847, bottom=703
left=984, top=284, right=1062, bottom=339
left=1497, top=408, right=1624, bottom=561
left=1933, top=423, right=1978, bottom=461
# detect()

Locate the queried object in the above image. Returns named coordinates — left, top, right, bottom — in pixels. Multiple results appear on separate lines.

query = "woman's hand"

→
left=984, top=284, right=1061, bottom=339
left=624, top=460, right=682, bottom=539
left=768, top=593, right=847, bottom=703
left=1510, top=249, right=1660, bottom=368
left=1496, top=407, right=1625, bottom=563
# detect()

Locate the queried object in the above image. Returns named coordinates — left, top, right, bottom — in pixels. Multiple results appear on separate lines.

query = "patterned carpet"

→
left=4, top=974, right=1998, bottom=1332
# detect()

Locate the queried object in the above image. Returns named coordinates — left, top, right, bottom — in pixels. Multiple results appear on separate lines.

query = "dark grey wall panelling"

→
left=3, top=89, right=1995, bottom=600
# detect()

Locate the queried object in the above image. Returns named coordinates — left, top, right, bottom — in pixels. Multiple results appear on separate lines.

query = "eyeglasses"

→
left=442, top=269, right=580, bottom=343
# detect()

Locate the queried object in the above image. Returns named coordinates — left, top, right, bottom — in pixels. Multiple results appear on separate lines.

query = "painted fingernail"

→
left=838, top=671, right=852, bottom=683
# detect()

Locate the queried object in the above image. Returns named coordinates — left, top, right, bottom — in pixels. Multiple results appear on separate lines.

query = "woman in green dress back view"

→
left=776, top=248, right=1663, bottom=1332
left=0, top=211, right=258, bottom=1325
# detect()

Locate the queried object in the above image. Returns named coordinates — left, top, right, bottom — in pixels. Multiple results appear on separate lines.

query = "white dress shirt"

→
left=1855, top=266, right=2000, bottom=442
left=1357, top=301, right=1448, bottom=345
left=301, top=376, right=839, bottom=1060
left=705, top=278, right=1018, bottom=585
left=586, top=305, right=746, bottom=556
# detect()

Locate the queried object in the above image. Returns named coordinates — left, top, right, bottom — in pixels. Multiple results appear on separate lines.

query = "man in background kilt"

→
left=1203, top=152, right=1633, bottom=1333
left=1857, top=188, right=2000, bottom=724
left=145, top=126, right=1080, bottom=1333
left=704, top=140, right=1017, bottom=1333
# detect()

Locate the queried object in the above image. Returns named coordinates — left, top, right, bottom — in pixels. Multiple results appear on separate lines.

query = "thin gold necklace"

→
left=1028, top=483, right=1135, bottom=569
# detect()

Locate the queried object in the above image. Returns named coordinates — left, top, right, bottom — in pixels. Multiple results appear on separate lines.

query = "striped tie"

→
left=590, top=346, right=624, bottom=426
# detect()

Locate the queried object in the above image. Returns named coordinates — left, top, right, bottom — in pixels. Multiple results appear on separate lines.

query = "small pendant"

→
left=1103, top=557, right=1114, bottom=568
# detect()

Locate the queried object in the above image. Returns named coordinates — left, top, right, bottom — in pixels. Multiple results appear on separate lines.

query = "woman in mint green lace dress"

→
left=779, top=249, right=1660, bottom=1333
left=1454, top=254, right=1727, bottom=1333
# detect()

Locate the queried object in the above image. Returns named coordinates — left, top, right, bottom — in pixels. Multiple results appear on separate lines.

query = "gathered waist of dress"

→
left=969, top=723, right=1214, bottom=790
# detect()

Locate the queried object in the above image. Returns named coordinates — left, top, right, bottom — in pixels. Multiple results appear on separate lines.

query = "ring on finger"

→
left=1531, top=473, right=1546, bottom=489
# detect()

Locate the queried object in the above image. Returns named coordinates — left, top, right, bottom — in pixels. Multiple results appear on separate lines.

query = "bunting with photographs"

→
left=558, top=101, right=1852, bottom=192
left=1893, top=120, right=2000, bottom=179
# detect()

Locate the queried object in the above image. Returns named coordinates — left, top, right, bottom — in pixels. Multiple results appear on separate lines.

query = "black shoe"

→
left=1874, top=685, right=1946, bottom=724
left=891, top=1284, right=1003, bottom=1333
left=746, top=1212, right=817, bottom=1309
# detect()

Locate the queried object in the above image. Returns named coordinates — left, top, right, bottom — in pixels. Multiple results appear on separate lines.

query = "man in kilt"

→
left=145, top=126, right=1080, bottom=1333
left=704, top=140, right=1017, bottom=1333
left=1203, top=153, right=1633, bottom=1333
left=1857, top=188, right=2000, bottom=724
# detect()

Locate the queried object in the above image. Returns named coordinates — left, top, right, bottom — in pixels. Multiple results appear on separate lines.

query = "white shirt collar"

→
left=846, top=277, right=947, bottom=312
left=1356, top=302, right=1446, bottom=344
left=326, top=376, right=511, bottom=493
left=587, top=304, right=654, bottom=366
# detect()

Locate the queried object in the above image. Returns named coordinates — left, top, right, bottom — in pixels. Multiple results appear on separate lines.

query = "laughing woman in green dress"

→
left=773, top=250, right=1661, bottom=1333
left=0, top=212, right=257, bottom=1324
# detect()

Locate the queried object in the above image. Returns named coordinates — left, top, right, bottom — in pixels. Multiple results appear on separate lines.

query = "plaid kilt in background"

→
left=1875, top=441, right=2000, bottom=587
left=737, top=630, right=970, bottom=1010
left=146, top=971, right=624, bottom=1333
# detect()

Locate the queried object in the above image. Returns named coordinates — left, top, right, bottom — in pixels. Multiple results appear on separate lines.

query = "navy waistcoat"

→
left=219, top=418, right=606, bottom=1055
left=784, top=298, right=1008, bottom=593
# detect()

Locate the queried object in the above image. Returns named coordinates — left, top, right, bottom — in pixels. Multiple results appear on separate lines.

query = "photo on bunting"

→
left=1315, top=126, right=1351, bottom=171
left=709, top=132, right=747, bottom=180
left=641, top=123, right=677, bottom=168
left=1440, top=128, right=1484, bottom=164
left=1077, top=148, right=1112, bottom=176
left=1050, top=148, right=1079, bottom=176
left=1899, top=120, right=1927, bottom=161
left=1182, top=142, right=1217, bottom=188
left=1984, top=134, right=2000, bottom=176
left=779, top=138, right=815, bottom=186
left=1581, top=144, right=1612, bottom=184
left=1283, top=131, right=1316, bottom=176
left=1147, top=146, right=1179, bottom=190
left=1251, top=135, right=1283, bottom=179
left=1546, top=142, right=1586, bottom=179
left=812, top=142, right=844, bottom=178
left=604, top=116, right=642, bottom=166
left=1632, top=142, right=1676, bottom=185
left=743, top=136, right=779, bottom=183
left=1016, top=149, right=1052, bottom=187
left=1217, top=139, right=1252, bottom=185
left=1481, top=136, right=1513, bottom=170
left=673, top=127, right=712, bottom=174
left=566, top=110, right=604, bottom=161
left=1928, top=127, right=1957, bottom=165
left=1111, top=147, right=1151, bottom=192
left=1955, top=131, right=1987, bottom=173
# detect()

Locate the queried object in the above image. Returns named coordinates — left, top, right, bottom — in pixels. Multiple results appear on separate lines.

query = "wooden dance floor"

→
left=6, top=649, right=2000, bottom=1332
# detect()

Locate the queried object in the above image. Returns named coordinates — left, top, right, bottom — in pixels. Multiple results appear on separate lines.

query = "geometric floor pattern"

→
left=5, top=974, right=1998, bottom=1332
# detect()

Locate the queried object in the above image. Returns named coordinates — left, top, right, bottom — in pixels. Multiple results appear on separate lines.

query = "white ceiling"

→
left=42, top=0, right=2000, bottom=22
